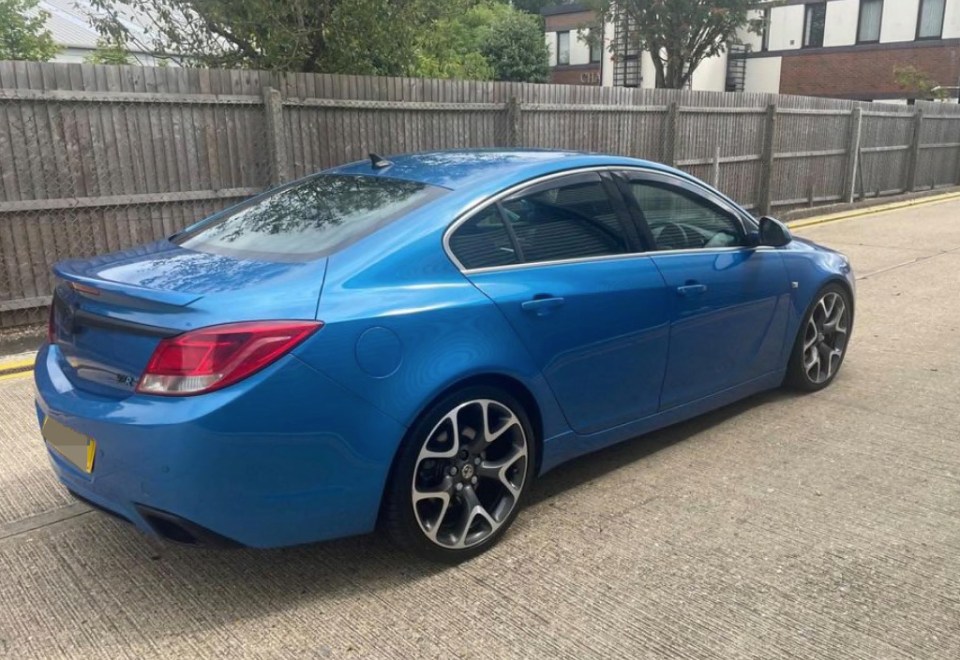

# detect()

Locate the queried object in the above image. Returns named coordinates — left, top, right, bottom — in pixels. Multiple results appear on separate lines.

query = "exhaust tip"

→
left=134, top=504, right=243, bottom=548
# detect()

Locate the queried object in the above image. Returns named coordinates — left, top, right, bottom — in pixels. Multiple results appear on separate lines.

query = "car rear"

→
left=35, top=172, right=446, bottom=547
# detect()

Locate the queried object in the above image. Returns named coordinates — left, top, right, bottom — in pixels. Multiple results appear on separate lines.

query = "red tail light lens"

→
left=136, top=320, right=322, bottom=396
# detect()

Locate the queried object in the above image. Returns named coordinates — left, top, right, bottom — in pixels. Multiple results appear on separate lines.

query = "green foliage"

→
left=412, top=1, right=548, bottom=81
left=0, top=0, right=59, bottom=61
left=88, top=0, right=448, bottom=74
left=589, top=0, right=763, bottom=89
left=893, top=65, right=949, bottom=100
left=479, top=9, right=549, bottom=82
left=88, top=0, right=549, bottom=81
left=510, top=0, right=560, bottom=15
left=86, top=37, right=134, bottom=65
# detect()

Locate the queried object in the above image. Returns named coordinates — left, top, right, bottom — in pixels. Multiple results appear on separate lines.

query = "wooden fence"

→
left=1, top=61, right=960, bottom=328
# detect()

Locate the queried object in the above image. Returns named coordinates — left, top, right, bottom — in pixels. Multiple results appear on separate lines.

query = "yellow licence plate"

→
left=42, top=417, right=96, bottom=473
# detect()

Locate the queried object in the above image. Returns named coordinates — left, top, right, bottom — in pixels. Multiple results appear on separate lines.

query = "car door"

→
left=616, top=171, right=792, bottom=410
left=447, top=171, right=670, bottom=435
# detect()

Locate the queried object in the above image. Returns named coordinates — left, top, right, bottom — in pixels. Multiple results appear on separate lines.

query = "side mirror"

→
left=758, top=216, right=792, bottom=248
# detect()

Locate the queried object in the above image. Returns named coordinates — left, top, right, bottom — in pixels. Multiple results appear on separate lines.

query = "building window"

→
left=557, top=31, right=570, bottom=65
left=917, top=0, right=945, bottom=39
left=589, top=28, right=603, bottom=63
left=857, top=0, right=883, bottom=43
left=803, top=3, right=826, bottom=48
left=761, top=7, right=771, bottom=52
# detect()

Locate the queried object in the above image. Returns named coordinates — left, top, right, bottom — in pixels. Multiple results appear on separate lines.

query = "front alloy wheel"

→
left=801, top=290, right=850, bottom=384
left=787, top=284, right=853, bottom=391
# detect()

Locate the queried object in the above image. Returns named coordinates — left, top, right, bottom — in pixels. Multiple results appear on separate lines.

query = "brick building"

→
left=734, top=0, right=960, bottom=102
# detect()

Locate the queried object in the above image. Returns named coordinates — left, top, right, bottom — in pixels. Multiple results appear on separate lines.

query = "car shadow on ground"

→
left=527, top=388, right=795, bottom=507
left=47, top=387, right=799, bottom=639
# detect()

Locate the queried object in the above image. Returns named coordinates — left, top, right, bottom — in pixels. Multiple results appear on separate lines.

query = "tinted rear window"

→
left=174, top=174, right=445, bottom=261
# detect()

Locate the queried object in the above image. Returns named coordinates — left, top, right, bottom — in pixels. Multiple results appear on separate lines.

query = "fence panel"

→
left=916, top=115, right=960, bottom=190
left=675, top=107, right=766, bottom=210
left=859, top=112, right=916, bottom=197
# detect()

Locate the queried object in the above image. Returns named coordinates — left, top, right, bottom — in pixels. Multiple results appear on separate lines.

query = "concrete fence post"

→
left=844, top=107, right=863, bottom=204
left=906, top=108, right=924, bottom=193
left=506, top=97, right=523, bottom=147
left=262, top=86, right=290, bottom=186
left=758, top=103, right=778, bottom=216
left=664, top=102, right=679, bottom=167
left=711, top=144, right=721, bottom=188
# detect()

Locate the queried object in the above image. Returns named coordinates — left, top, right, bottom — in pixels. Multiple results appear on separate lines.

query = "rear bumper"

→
left=35, top=344, right=407, bottom=548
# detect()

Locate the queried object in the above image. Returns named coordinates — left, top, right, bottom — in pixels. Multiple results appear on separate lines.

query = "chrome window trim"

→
left=442, top=165, right=756, bottom=274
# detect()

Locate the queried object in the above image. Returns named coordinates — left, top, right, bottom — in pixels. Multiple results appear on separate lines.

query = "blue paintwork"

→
left=34, top=150, right=855, bottom=548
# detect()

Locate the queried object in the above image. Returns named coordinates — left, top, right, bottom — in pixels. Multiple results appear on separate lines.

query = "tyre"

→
left=785, top=283, right=853, bottom=391
left=381, top=386, right=536, bottom=563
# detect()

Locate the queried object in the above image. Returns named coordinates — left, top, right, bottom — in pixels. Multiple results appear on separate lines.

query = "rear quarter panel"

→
left=292, top=219, right=572, bottom=453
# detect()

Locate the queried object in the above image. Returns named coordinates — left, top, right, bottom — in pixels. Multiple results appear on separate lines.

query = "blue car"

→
left=36, top=150, right=854, bottom=562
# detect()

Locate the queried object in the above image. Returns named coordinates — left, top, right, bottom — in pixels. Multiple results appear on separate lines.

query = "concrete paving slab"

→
left=0, top=375, right=73, bottom=527
left=1, top=202, right=959, bottom=658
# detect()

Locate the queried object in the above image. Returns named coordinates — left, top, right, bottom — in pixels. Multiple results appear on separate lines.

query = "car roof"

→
left=328, top=149, right=680, bottom=191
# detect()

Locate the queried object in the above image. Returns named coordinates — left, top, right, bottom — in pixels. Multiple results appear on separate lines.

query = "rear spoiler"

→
left=52, top=262, right=202, bottom=308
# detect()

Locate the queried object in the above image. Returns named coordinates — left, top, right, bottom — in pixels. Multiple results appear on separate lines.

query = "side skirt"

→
left=539, top=370, right=786, bottom=474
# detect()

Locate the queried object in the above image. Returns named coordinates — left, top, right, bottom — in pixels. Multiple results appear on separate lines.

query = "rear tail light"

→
left=136, top=320, right=322, bottom=396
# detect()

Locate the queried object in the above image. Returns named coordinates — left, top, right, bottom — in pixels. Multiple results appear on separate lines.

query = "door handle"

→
left=521, top=296, right=566, bottom=316
left=676, top=283, right=707, bottom=297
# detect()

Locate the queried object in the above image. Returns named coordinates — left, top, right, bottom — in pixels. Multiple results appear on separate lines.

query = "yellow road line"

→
left=0, top=357, right=36, bottom=377
left=787, top=191, right=960, bottom=230
left=0, top=370, right=32, bottom=383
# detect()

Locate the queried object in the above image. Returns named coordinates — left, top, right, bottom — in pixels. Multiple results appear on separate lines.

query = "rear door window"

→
left=499, top=173, right=630, bottom=264
left=447, top=172, right=636, bottom=270
left=174, top=174, right=445, bottom=261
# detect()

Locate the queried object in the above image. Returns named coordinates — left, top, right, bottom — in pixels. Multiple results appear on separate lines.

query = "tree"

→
left=86, top=37, right=134, bottom=65
left=479, top=9, right=550, bottom=82
left=88, top=0, right=475, bottom=74
left=414, top=1, right=548, bottom=82
left=893, top=65, right=949, bottom=101
left=511, top=0, right=570, bottom=15
left=588, top=0, right=763, bottom=89
left=0, top=0, right=59, bottom=61
left=90, top=0, right=548, bottom=82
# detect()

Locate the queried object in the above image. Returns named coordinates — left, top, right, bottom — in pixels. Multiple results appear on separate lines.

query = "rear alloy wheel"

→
left=383, top=388, right=534, bottom=562
left=787, top=284, right=852, bottom=391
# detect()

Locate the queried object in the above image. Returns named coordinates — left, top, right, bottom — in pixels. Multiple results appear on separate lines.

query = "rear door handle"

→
left=676, top=283, right=707, bottom=297
left=521, top=296, right=566, bottom=316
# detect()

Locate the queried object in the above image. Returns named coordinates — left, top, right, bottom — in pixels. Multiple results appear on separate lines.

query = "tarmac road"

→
left=1, top=201, right=959, bottom=659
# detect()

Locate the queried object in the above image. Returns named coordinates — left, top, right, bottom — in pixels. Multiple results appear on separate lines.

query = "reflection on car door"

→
left=448, top=172, right=670, bottom=435
left=617, top=171, right=792, bottom=410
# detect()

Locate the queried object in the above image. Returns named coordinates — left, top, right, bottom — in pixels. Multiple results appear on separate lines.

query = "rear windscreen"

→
left=173, top=174, right=446, bottom=261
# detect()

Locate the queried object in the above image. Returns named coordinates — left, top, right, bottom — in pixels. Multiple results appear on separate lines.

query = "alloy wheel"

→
left=802, top=291, right=850, bottom=384
left=411, top=399, right=528, bottom=549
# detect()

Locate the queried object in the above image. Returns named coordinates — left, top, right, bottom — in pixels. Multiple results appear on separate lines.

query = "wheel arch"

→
left=825, top=276, right=855, bottom=316
left=412, top=372, right=543, bottom=472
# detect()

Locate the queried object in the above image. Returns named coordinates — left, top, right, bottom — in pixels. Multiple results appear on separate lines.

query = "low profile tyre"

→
left=786, top=283, right=853, bottom=391
left=382, top=386, right=536, bottom=563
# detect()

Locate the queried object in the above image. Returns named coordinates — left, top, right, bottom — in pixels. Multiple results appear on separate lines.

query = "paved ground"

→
left=1, top=201, right=960, bottom=659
